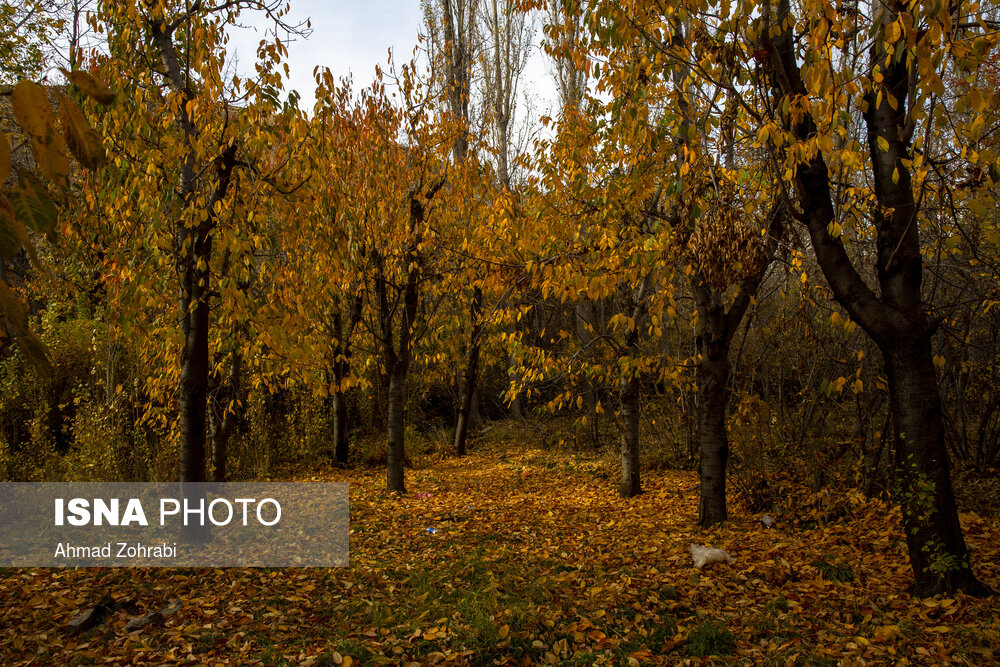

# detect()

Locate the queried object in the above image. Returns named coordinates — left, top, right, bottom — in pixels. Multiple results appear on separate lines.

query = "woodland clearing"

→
left=2, top=430, right=998, bottom=666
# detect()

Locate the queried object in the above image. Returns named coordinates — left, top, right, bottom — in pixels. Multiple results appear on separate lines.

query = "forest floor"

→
left=1, top=427, right=999, bottom=666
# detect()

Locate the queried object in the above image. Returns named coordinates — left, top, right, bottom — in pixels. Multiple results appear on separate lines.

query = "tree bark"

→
left=576, top=298, right=599, bottom=410
left=150, top=15, right=236, bottom=514
left=386, top=365, right=407, bottom=493
left=617, top=277, right=651, bottom=498
left=178, top=272, right=210, bottom=486
left=178, top=232, right=211, bottom=543
left=884, top=335, right=987, bottom=595
left=328, top=291, right=362, bottom=465
left=332, top=379, right=349, bottom=465
left=454, top=286, right=483, bottom=456
left=210, top=352, right=240, bottom=482
left=619, top=374, right=641, bottom=497
left=761, top=0, right=989, bottom=594
left=376, top=181, right=442, bottom=493
left=697, top=333, right=729, bottom=527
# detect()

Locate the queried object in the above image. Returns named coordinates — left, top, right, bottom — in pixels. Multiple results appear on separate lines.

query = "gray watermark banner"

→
left=0, top=483, right=348, bottom=567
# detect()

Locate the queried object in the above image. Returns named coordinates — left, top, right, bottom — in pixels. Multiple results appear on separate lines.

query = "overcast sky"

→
left=225, top=0, right=557, bottom=120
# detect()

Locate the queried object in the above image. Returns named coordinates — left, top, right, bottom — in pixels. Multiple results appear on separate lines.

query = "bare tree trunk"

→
left=470, top=383, right=482, bottom=427
left=616, top=277, right=651, bottom=497
left=386, top=365, right=407, bottom=493
left=697, top=335, right=729, bottom=526
left=619, top=374, right=641, bottom=497
left=178, top=272, right=209, bottom=486
left=178, top=231, right=212, bottom=542
left=884, top=335, right=987, bottom=594
left=454, top=286, right=483, bottom=456
left=210, top=352, right=240, bottom=482
left=332, top=378, right=349, bottom=465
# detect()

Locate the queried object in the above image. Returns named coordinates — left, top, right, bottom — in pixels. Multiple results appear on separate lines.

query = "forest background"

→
left=1, top=0, right=1000, bottom=662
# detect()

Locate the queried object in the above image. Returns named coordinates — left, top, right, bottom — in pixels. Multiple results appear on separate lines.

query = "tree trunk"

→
left=884, top=335, right=989, bottom=596
left=210, top=352, right=240, bottom=483
left=619, top=374, right=641, bottom=497
left=509, top=389, right=523, bottom=420
left=470, top=383, right=482, bottom=427
left=697, top=339, right=729, bottom=527
left=178, top=243, right=211, bottom=543
left=507, top=347, right=524, bottom=420
left=576, top=299, right=599, bottom=410
left=454, top=287, right=483, bottom=456
left=210, top=415, right=228, bottom=483
left=179, top=264, right=210, bottom=486
left=760, top=0, right=990, bottom=594
left=386, top=366, right=407, bottom=493
left=332, top=380, right=349, bottom=465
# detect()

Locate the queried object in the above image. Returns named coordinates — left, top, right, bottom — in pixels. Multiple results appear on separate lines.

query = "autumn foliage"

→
left=1, top=0, right=1000, bottom=662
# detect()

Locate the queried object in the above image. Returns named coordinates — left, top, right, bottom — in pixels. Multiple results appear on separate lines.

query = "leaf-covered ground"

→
left=2, top=437, right=998, bottom=666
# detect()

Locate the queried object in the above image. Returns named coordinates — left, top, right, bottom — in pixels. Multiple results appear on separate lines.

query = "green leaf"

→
left=10, top=169, right=58, bottom=234
left=0, top=196, right=24, bottom=257
left=0, top=195, right=40, bottom=267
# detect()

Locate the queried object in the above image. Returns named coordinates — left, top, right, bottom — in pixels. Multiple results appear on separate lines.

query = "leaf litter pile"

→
left=1, top=442, right=998, bottom=666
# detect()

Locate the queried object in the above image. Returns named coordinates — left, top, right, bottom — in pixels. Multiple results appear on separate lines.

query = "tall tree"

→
left=339, top=65, right=452, bottom=492
left=425, top=0, right=482, bottom=456
left=95, top=0, right=308, bottom=493
left=757, top=0, right=993, bottom=593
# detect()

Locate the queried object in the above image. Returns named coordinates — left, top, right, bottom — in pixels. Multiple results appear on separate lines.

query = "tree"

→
left=0, top=1, right=65, bottom=83
left=93, top=0, right=308, bottom=493
left=425, top=0, right=482, bottom=457
left=329, top=63, right=453, bottom=492
left=755, top=0, right=993, bottom=594
left=540, top=3, right=788, bottom=510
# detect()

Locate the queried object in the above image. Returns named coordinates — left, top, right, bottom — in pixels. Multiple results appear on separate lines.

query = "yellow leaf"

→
left=12, top=81, right=70, bottom=187
left=60, top=68, right=117, bottom=105
left=11, top=80, right=54, bottom=139
left=873, top=624, right=903, bottom=642
left=970, top=87, right=984, bottom=112
left=59, top=95, right=106, bottom=169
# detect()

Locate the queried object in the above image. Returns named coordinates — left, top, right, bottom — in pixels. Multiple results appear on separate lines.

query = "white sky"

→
left=224, top=0, right=558, bottom=121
